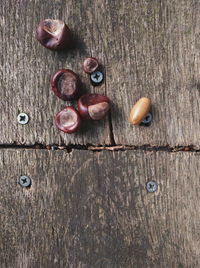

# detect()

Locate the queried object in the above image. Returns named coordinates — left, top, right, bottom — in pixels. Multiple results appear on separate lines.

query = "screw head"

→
left=146, top=180, right=158, bottom=193
left=142, top=112, right=152, bottom=125
left=19, top=176, right=31, bottom=187
left=90, top=71, right=104, bottom=86
left=17, top=113, right=29, bottom=125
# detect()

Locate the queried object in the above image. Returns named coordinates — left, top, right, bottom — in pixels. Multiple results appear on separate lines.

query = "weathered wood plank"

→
left=0, top=0, right=111, bottom=145
left=0, top=149, right=200, bottom=267
left=1, top=0, right=200, bottom=146
left=107, top=0, right=200, bottom=146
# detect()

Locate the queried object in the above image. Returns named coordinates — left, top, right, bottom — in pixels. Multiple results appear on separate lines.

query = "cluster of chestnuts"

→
left=36, top=19, right=110, bottom=133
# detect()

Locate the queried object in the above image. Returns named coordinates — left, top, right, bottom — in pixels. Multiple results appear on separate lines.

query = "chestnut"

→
left=78, top=94, right=110, bottom=120
left=55, top=106, right=81, bottom=133
left=36, top=19, right=72, bottom=51
left=83, top=57, right=99, bottom=73
left=51, top=69, right=81, bottom=101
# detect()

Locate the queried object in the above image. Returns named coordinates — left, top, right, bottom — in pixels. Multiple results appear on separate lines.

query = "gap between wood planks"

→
left=0, top=143, right=200, bottom=153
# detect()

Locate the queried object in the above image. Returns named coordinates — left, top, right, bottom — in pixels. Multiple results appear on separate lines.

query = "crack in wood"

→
left=0, top=143, right=199, bottom=153
left=108, top=111, right=116, bottom=146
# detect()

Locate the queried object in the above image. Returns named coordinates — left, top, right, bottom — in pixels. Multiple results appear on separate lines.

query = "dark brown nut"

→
left=83, top=57, right=99, bottom=73
left=36, top=19, right=72, bottom=51
left=51, top=69, right=81, bottom=101
left=129, top=97, right=151, bottom=125
left=78, top=94, right=110, bottom=120
left=55, top=106, right=81, bottom=133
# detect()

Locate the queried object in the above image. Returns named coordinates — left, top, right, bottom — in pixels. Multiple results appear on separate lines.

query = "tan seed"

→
left=129, top=97, right=151, bottom=125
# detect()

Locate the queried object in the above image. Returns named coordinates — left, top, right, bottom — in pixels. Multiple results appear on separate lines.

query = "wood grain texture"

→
left=0, top=149, right=200, bottom=267
left=0, top=0, right=111, bottom=145
left=1, top=0, right=200, bottom=146
left=107, top=0, right=200, bottom=146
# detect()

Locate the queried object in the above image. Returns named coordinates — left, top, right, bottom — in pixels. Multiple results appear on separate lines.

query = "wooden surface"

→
left=0, top=149, right=200, bottom=267
left=0, top=0, right=200, bottom=146
left=1, top=0, right=200, bottom=267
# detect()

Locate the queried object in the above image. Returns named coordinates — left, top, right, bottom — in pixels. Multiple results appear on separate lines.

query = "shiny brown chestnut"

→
left=51, top=69, right=81, bottom=101
left=55, top=106, right=81, bottom=133
left=78, top=94, right=110, bottom=120
left=36, top=19, right=72, bottom=51
left=83, top=57, right=99, bottom=73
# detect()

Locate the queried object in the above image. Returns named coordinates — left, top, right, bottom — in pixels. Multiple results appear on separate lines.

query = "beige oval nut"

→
left=129, top=97, right=151, bottom=125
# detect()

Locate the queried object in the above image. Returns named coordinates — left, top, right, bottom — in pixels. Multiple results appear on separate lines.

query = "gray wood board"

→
left=107, top=0, right=200, bottom=146
left=1, top=0, right=200, bottom=146
left=0, top=0, right=110, bottom=145
left=0, top=149, right=199, bottom=267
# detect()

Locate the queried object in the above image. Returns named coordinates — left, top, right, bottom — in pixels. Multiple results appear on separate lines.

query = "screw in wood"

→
left=142, top=112, right=152, bottom=125
left=146, top=180, right=158, bottom=193
left=90, top=71, right=104, bottom=86
left=17, top=113, right=29, bottom=125
left=19, top=176, right=31, bottom=187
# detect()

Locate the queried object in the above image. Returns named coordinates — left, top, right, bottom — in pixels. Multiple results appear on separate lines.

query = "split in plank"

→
left=1, top=0, right=200, bottom=146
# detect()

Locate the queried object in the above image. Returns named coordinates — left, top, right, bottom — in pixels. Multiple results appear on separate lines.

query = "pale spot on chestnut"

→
left=78, top=94, right=110, bottom=120
left=43, top=19, right=64, bottom=36
left=58, top=72, right=77, bottom=96
left=88, top=102, right=110, bottom=120
left=55, top=106, right=81, bottom=133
